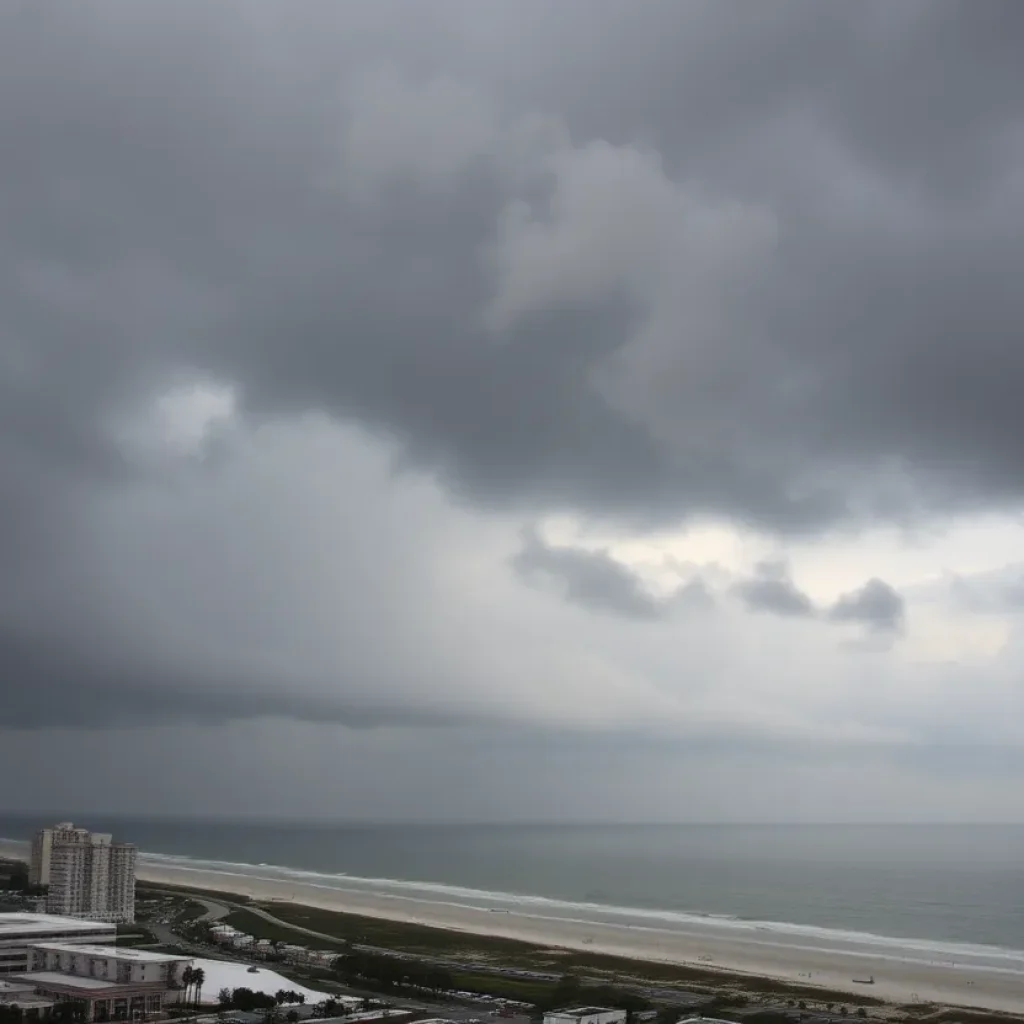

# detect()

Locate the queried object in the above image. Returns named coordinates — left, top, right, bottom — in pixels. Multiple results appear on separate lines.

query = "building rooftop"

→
left=31, top=942, right=190, bottom=962
left=0, top=914, right=116, bottom=938
left=678, top=1018, right=739, bottom=1024
left=0, top=980, right=35, bottom=994
left=20, top=972, right=121, bottom=991
left=548, top=1011, right=623, bottom=1019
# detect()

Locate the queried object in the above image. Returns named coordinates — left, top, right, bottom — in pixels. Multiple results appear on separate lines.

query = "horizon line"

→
left=1, top=811, right=1022, bottom=828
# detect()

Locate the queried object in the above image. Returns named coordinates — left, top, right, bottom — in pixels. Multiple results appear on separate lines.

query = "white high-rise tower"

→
left=32, top=823, right=136, bottom=924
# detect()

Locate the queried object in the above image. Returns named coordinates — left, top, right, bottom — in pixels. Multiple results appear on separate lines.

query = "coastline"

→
left=2, top=840, right=1022, bottom=1016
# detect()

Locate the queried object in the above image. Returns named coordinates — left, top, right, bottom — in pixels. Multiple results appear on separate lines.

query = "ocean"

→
left=2, top=817, right=1022, bottom=971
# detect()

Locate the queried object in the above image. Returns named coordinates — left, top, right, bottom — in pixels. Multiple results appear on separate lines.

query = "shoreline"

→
left=2, top=841, right=1022, bottom=1016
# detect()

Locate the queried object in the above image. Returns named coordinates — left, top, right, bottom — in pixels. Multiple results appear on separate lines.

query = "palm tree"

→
left=180, top=966, right=195, bottom=1006
left=192, top=967, right=206, bottom=1010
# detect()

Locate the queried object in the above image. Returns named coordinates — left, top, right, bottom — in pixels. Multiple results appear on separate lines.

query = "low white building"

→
left=310, top=949, right=340, bottom=966
left=544, top=1008, right=628, bottom=1024
left=29, top=943, right=191, bottom=988
left=20, top=943, right=193, bottom=1021
left=0, top=914, right=117, bottom=976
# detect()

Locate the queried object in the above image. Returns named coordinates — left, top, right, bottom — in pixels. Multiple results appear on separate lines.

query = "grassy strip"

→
left=265, top=903, right=543, bottom=957
left=448, top=971, right=557, bottom=1003
left=136, top=880, right=252, bottom=904
left=223, top=909, right=349, bottom=950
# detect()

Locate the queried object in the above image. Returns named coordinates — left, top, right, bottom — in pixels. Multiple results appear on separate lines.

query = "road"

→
left=194, top=897, right=231, bottom=922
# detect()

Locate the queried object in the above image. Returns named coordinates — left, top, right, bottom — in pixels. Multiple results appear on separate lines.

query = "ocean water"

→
left=2, top=817, right=1022, bottom=971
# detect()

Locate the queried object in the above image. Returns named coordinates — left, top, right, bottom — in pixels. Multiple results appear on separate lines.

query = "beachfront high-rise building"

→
left=28, top=824, right=75, bottom=887
left=31, top=824, right=137, bottom=924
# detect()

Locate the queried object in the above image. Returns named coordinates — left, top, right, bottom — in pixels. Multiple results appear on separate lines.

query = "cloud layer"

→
left=1, top=1, right=1024, bottom=818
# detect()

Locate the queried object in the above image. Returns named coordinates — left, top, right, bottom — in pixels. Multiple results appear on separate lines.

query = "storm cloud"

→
left=4, top=3, right=1024, bottom=535
left=1, top=1, right=1023, bottom=818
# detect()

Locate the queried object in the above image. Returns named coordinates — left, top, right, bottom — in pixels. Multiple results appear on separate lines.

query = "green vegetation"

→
left=223, top=909, right=349, bottom=949
left=334, top=950, right=453, bottom=996
left=136, top=880, right=251, bottom=904
left=0, top=858, right=45, bottom=897
left=216, top=987, right=307, bottom=1012
left=171, top=899, right=210, bottom=925
left=449, top=971, right=556, bottom=1003
left=266, top=903, right=538, bottom=956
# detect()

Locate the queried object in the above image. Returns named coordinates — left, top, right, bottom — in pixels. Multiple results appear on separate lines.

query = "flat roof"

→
left=0, top=914, right=116, bottom=938
left=21, top=972, right=121, bottom=991
left=548, top=1011, right=624, bottom=1019
left=32, top=942, right=189, bottom=962
left=0, top=980, right=35, bottom=994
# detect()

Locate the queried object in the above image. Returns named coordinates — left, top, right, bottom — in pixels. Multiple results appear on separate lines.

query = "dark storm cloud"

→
left=733, top=562, right=816, bottom=619
left=0, top=623, right=496, bottom=731
left=511, top=528, right=710, bottom=621
left=1, top=2, right=1023, bottom=537
left=827, top=579, right=905, bottom=634
left=0, top=1, right=1019, bottom=728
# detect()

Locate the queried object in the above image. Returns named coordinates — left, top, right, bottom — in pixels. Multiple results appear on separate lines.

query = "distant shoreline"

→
left=3, top=838, right=1023, bottom=1017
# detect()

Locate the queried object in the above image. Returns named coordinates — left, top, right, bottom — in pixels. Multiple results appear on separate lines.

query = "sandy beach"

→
left=1, top=840, right=1021, bottom=1016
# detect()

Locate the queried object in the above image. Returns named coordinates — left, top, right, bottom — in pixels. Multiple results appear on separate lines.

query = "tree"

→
left=51, top=1002, right=87, bottom=1024
left=286, top=1013, right=300, bottom=1024
left=856, top=1010, right=867, bottom=1019
left=232, top=988, right=275, bottom=1013
left=218, top=989, right=233, bottom=1008
left=192, top=966, right=206, bottom=1009
left=180, top=965, right=196, bottom=1006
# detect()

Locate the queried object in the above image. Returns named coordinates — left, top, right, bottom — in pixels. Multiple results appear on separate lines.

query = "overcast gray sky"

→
left=2, top=0, right=1024, bottom=822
